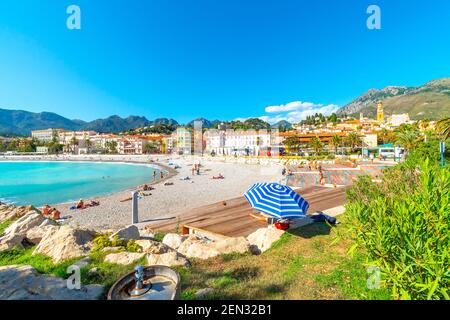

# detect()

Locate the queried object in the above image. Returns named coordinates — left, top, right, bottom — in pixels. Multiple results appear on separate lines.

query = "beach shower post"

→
left=132, top=191, right=139, bottom=224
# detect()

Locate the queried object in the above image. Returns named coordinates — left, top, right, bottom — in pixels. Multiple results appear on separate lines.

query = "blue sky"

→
left=0, top=0, right=449, bottom=124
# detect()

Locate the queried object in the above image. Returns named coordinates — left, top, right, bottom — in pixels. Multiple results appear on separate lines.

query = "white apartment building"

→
left=204, top=129, right=272, bottom=156
left=58, top=130, right=98, bottom=145
left=31, top=129, right=66, bottom=142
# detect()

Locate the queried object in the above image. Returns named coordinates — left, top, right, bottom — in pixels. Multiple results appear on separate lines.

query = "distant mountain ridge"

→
left=0, top=108, right=179, bottom=135
left=337, top=78, right=450, bottom=120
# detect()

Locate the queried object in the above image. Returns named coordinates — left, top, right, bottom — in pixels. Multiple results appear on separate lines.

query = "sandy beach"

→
left=38, top=156, right=284, bottom=229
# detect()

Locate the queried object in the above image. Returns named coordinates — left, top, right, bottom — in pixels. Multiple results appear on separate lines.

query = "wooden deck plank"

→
left=146, top=186, right=348, bottom=237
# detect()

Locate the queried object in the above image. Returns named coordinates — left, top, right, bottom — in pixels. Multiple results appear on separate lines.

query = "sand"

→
left=43, top=155, right=284, bottom=229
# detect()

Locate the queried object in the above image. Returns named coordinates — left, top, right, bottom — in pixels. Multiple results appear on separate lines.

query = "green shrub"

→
left=92, top=234, right=137, bottom=252
left=346, top=159, right=449, bottom=300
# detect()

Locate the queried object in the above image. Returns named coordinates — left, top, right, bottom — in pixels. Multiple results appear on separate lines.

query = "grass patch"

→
left=178, top=219, right=393, bottom=300
left=0, top=248, right=80, bottom=278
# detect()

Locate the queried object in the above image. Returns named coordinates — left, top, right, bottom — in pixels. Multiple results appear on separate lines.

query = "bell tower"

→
left=377, top=101, right=385, bottom=123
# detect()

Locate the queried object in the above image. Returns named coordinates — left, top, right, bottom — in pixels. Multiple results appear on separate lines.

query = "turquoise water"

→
left=0, top=162, right=157, bottom=207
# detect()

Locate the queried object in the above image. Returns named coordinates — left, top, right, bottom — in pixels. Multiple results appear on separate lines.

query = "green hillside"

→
left=339, top=78, right=450, bottom=120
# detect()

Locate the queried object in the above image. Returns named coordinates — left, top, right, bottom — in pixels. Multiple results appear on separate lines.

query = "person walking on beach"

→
left=192, top=165, right=196, bottom=176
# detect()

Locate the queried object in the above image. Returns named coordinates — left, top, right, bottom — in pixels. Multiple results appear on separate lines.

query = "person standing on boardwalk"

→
left=318, top=165, right=325, bottom=185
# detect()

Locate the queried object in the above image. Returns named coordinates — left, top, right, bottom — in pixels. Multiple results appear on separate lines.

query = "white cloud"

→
left=265, top=101, right=319, bottom=113
left=235, top=100, right=340, bottom=125
left=261, top=101, right=339, bottom=124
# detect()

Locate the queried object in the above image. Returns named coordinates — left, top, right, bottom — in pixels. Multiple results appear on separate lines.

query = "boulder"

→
left=104, top=252, right=146, bottom=265
left=3, top=211, right=46, bottom=237
left=147, top=251, right=190, bottom=268
left=184, top=242, right=220, bottom=260
left=176, top=234, right=205, bottom=256
left=209, top=237, right=250, bottom=255
left=109, top=225, right=140, bottom=241
left=177, top=235, right=250, bottom=260
left=0, top=211, right=51, bottom=251
left=162, top=233, right=187, bottom=250
left=0, top=265, right=103, bottom=300
left=0, top=206, right=38, bottom=224
left=0, top=234, right=26, bottom=252
left=33, top=226, right=96, bottom=263
left=25, top=225, right=59, bottom=245
left=247, top=226, right=285, bottom=254
left=135, top=239, right=170, bottom=254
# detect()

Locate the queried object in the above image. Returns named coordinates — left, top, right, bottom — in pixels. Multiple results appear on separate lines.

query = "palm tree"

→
left=309, top=137, right=323, bottom=156
left=70, top=136, right=78, bottom=154
left=437, top=117, right=450, bottom=140
left=378, top=128, right=394, bottom=145
left=329, top=134, right=342, bottom=154
left=345, top=132, right=361, bottom=152
left=284, top=136, right=301, bottom=154
left=395, top=130, right=420, bottom=153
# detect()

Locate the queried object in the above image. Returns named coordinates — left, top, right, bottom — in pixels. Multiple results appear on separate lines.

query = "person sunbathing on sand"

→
left=49, top=208, right=61, bottom=220
left=212, top=174, right=225, bottom=180
left=76, top=199, right=84, bottom=209
left=42, top=204, right=51, bottom=216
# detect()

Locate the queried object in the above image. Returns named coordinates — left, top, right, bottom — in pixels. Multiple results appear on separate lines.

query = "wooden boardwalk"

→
left=145, top=186, right=348, bottom=239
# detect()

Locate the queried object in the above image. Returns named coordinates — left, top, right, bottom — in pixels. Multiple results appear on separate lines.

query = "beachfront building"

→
left=204, top=129, right=272, bottom=156
left=162, top=135, right=175, bottom=154
left=31, top=128, right=66, bottom=142
left=175, top=127, right=193, bottom=155
left=117, top=137, right=145, bottom=155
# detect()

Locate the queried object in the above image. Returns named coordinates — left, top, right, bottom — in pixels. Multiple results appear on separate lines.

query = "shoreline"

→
left=2, top=154, right=387, bottom=230
left=0, top=155, right=179, bottom=208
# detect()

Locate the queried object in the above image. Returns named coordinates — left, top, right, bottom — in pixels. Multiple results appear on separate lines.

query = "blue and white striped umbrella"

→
left=244, top=183, right=309, bottom=219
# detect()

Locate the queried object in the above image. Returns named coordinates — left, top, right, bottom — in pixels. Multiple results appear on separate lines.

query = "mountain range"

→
left=0, top=108, right=179, bottom=136
left=1, top=78, right=449, bottom=136
left=337, top=78, right=450, bottom=120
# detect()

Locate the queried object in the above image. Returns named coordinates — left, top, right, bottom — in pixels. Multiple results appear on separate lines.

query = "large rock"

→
left=0, top=205, right=38, bottom=224
left=135, top=239, right=170, bottom=254
left=33, top=226, right=96, bottom=263
left=25, top=225, right=59, bottom=245
left=176, top=235, right=204, bottom=256
left=147, top=251, right=190, bottom=267
left=209, top=237, right=251, bottom=255
left=109, top=225, right=140, bottom=241
left=3, top=211, right=46, bottom=237
left=177, top=235, right=251, bottom=260
left=0, top=234, right=26, bottom=252
left=162, top=233, right=187, bottom=250
left=184, top=242, right=220, bottom=260
left=0, top=265, right=103, bottom=300
left=104, top=252, right=146, bottom=265
left=247, top=226, right=285, bottom=254
left=0, top=211, right=50, bottom=251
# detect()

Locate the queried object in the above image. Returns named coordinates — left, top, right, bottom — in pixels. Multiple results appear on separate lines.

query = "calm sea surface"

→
left=0, top=161, right=156, bottom=207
